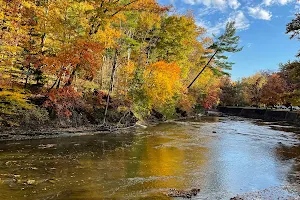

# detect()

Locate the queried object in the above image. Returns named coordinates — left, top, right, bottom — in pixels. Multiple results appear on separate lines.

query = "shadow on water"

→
left=0, top=117, right=299, bottom=199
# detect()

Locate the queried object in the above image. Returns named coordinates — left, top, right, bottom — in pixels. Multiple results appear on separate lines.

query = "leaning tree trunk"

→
left=103, top=49, right=118, bottom=124
left=187, top=49, right=219, bottom=89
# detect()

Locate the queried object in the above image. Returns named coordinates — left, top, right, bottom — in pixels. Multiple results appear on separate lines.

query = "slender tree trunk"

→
left=24, top=67, right=30, bottom=88
left=24, top=75, right=29, bottom=89
left=187, top=49, right=219, bottom=89
left=103, top=49, right=118, bottom=124
left=56, top=78, right=61, bottom=89
left=127, top=48, right=131, bottom=65
left=65, top=64, right=79, bottom=87
left=41, top=33, right=46, bottom=54
left=49, top=78, right=58, bottom=91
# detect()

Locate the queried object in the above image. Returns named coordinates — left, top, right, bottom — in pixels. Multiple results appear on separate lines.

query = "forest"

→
left=219, top=60, right=300, bottom=108
left=0, top=0, right=299, bottom=129
left=220, top=14, right=300, bottom=109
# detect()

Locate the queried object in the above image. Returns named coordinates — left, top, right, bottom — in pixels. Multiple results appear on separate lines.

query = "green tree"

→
left=219, top=77, right=244, bottom=106
left=286, top=13, right=300, bottom=57
left=187, top=21, right=242, bottom=89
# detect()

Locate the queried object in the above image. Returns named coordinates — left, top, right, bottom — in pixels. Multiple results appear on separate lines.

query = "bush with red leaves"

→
left=44, top=86, right=84, bottom=118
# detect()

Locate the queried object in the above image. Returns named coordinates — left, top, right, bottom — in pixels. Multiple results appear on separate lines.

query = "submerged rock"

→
left=166, top=188, right=201, bottom=198
left=38, top=144, right=56, bottom=149
left=230, top=197, right=243, bottom=200
left=26, top=179, right=36, bottom=185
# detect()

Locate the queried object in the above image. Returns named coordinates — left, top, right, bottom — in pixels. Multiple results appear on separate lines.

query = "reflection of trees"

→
left=123, top=125, right=209, bottom=196
left=0, top=122, right=212, bottom=199
left=0, top=133, right=135, bottom=200
left=275, top=144, right=300, bottom=185
left=124, top=133, right=186, bottom=191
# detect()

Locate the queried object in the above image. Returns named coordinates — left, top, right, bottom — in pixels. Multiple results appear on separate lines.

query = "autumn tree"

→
left=0, top=0, right=234, bottom=125
left=219, top=77, right=244, bottom=106
left=280, top=60, right=300, bottom=106
left=261, top=73, right=287, bottom=107
left=241, top=72, right=267, bottom=106
left=187, top=21, right=242, bottom=89
left=286, top=13, right=300, bottom=57
left=0, top=0, right=34, bottom=87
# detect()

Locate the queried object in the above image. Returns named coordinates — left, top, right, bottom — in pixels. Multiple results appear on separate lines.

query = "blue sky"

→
left=158, top=0, right=300, bottom=80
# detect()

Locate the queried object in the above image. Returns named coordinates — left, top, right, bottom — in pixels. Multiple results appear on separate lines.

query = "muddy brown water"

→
left=0, top=117, right=299, bottom=199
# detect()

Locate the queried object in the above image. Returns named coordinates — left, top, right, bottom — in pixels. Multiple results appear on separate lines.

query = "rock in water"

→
left=230, top=197, right=244, bottom=200
left=166, top=188, right=200, bottom=198
left=26, top=179, right=36, bottom=185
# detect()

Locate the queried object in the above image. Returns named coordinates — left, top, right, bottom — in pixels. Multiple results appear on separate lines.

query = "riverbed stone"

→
left=26, top=179, right=36, bottom=185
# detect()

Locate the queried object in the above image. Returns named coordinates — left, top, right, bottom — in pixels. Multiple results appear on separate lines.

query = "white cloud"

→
left=248, top=6, right=272, bottom=20
left=228, top=11, right=250, bottom=30
left=263, top=0, right=294, bottom=6
left=228, top=0, right=241, bottom=9
left=197, top=7, right=218, bottom=17
left=196, top=20, right=225, bottom=35
left=263, top=0, right=273, bottom=6
left=196, top=10, right=249, bottom=36
left=278, top=0, right=293, bottom=5
left=183, top=0, right=235, bottom=10
left=183, top=0, right=197, bottom=5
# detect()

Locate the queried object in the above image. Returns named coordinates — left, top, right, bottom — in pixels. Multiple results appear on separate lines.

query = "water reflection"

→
left=0, top=117, right=299, bottom=199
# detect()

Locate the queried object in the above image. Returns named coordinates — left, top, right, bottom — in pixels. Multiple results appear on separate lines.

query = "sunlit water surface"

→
left=0, top=117, right=299, bottom=199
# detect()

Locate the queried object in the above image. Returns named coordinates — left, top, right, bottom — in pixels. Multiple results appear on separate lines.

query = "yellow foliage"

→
left=144, top=61, right=182, bottom=107
left=75, top=79, right=100, bottom=93
left=192, top=68, right=214, bottom=91
left=0, top=89, right=33, bottom=115
left=94, top=22, right=121, bottom=48
left=22, top=1, right=34, bottom=9
left=137, top=12, right=161, bottom=32
left=116, top=61, right=135, bottom=96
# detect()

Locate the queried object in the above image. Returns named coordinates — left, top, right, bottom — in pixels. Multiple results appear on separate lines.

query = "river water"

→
left=0, top=117, right=299, bottom=199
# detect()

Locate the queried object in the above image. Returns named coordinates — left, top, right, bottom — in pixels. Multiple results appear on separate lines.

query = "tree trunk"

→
left=103, top=49, right=118, bottom=124
left=49, top=78, right=58, bottom=91
left=56, top=78, right=61, bottom=89
left=187, top=49, right=219, bottom=89
left=24, top=67, right=31, bottom=89
left=65, top=64, right=79, bottom=87
left=24, top=74, right=29, bottom=89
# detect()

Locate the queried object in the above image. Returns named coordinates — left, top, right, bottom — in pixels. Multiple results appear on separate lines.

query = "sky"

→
left=157, top=0, right=300, bottom=80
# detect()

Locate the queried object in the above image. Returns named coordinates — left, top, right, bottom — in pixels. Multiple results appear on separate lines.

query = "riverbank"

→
left=0, top=114, right=201, bottom=141
left=218, top=106, right=300, bottom=125
left=0, top=126, right=111, bottom=141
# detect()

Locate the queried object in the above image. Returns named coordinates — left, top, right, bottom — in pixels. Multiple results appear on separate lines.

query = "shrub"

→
left=20, top=107, right=49, bottom=127
left=44, top=86, right=85, bottom=118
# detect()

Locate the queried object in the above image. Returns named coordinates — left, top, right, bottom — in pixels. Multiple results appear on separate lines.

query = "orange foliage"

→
left=261, top=73, right=287, bottom=106
left=201, top=83, right=221, bottom=109
left=43, top=40, right=104, bottom=82
left=144, top=61, right=182, bottom=106
left=44, top=86, right=83, bottom=117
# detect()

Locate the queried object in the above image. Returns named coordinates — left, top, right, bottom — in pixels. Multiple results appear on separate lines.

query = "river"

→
left=0, top=117, right=299, bottom=199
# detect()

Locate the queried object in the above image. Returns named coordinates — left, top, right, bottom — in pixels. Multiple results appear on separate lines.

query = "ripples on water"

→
left=0, top=117, right=299, bottom=199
